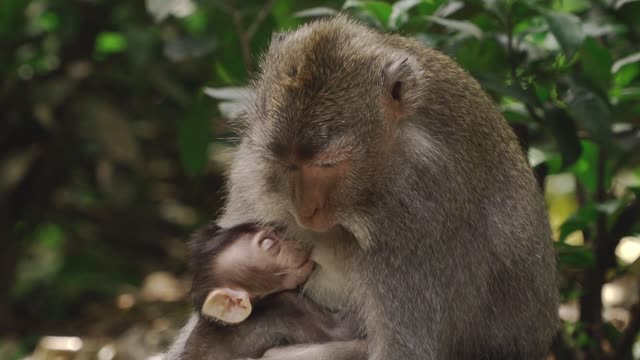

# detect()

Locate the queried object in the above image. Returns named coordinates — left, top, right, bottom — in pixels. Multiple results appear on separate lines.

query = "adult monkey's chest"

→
left=297, top=226, right=357, bottom=311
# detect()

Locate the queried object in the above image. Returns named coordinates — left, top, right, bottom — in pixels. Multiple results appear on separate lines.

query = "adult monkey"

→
left=169, top=15, right=558, bottom=360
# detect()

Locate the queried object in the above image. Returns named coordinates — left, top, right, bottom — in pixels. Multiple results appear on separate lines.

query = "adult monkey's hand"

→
left=173, top=14, right=559, bottom=360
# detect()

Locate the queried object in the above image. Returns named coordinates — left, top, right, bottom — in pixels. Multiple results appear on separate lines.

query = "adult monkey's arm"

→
left=242, top=340, right=368, bottom=360
left=164, top=314, right=198, bottom=360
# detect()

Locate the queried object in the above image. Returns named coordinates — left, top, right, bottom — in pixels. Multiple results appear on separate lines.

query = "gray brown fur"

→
left=169, top=15, right=559, bottom=360
left=165, top=292, right=356, bottom=360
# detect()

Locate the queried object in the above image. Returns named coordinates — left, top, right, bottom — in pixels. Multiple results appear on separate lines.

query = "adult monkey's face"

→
left=243, top=20, right=420, bottom=232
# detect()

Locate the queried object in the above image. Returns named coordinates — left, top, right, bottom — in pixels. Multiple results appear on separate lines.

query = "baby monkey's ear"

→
left=206, top=223, right=223, bottom=235
left=188, top=223, right=223, bottom=252
left=202, top=288, right=252, bottom=324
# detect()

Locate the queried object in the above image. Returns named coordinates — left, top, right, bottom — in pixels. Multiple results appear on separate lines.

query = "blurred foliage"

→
left=1, top=0, right=640, bottom=359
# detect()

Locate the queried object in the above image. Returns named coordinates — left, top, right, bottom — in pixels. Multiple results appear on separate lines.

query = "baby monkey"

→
left=192, top=222, right=314, bottom=324
left=174, top=222, right=356, bottom=360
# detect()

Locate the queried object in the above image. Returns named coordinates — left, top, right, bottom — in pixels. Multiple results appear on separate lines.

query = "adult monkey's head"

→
left=242, top=16, right=424, bottom=233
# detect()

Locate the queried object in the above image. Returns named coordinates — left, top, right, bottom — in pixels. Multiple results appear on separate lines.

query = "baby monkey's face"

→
left=215, top=226, right=315, bottom=294
left=199, top=224, right=314, bottom=324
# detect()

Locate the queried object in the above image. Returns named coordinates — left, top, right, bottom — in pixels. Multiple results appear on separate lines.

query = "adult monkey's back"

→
left=218, top=15, right=558, bottom=360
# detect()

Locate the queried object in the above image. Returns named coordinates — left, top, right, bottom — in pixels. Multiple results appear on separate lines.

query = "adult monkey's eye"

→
left=318, top=162, right=336, bottom=168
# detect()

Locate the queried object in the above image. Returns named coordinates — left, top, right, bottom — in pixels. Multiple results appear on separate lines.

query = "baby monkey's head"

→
left=189, top=222, right=314, bottom=324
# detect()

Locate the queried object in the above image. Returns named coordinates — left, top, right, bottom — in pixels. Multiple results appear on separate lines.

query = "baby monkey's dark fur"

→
left=166, top=223, right=356, bottom=360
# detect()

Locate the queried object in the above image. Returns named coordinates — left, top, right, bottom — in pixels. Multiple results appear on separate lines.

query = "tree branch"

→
left=504, top=6, right=518, bottom=82
left=615, top=305, right=640, bottom=360
left=579, top=145, right=609, bottom=359
left=216, top=0, right=275, bottom=75
left=577, top=145, right=640, bottom=359
left=550, top=330, right=576, bottom=360
left=502, top=5, right=546, bottom=128
left=247, top=0, right=275, bottom=40
left=604, top=197, right=640, bottom=269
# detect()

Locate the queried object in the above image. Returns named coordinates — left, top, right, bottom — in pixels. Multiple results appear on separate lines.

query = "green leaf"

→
left=293, top=7, right=338, bottom=18
left=613, top=63, right=640, bottom=87
left=482, top=0, right=508, bottom=20
left=428, top=16, right=483, bottom=38
left=389, top=0, right=424, bottom=29
left=476, top=76, right=540, bottom=106
left=603, top=322, right=622, bottom=346
left=552, top=0, right=591, bottom=13
left=581, top=37, right=613, bottom=92
left=435, top=1, right=464, bottom=17
left=535, top=83, right=550, bottom=102
left=182, top=9, right=208, bottom=34
left=595, top=199, right=623, bottom=215
left=179, top=102, right=211, bottom=175
left=615, top=0, right=640, bottom=9
left=559, top=204, right=598, bottom=242
left=215, top=62, right=237, bottom=85
left=542, top=10, right=585, bottom=56
left=163, top=37, right=215, bottom=62
left=0, top=146, right=39, bottom=197
left=204, top=87, right=254, bottom=119
left=272, top=0, right=300, bottom=29
left=0, top=0, right=28, bottom=35
left=555, top=242, right=595, bottom=268
left=36, top=12, right=59, bottom=32
left=95, top=32, right=127, bottom=54
left=612, top=52, right=640, bottom=73
left=576, top=328, right=592, bottom=347
left=146, top=0, right=195, bottom=22
left=571, top=140, right=598, bottom=193
left=456, top=38, right=507, bottom=74
left=544, top=107, right=582, bottom=168
left=566, top=88, right=612, bottom=145
left=570, top=140, right=612, bottom=194
left=0, top=340, right=28, bottom=360
left=415, top=0, right=447, bottom=16
left=204, top=86, right=254, bottom=118
left=203, top=87, right=253, bottom=101
left=363, top=1, right=393, bottom=29
left=545, top=153, right=564, bottom=175
left=345, top=1, right=393, bottom=29
left=34, top=223, right=65, bottom=248
left=13, top=223, right=66, bottom=298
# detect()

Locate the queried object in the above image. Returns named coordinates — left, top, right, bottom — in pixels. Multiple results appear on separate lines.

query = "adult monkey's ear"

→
left=202, top=288, right=252, bottom=324
left=382, top=54, right=422, bottom=122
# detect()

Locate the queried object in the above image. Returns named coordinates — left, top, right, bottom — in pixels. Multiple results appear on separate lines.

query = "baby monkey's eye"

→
left=260, top=238, right=275, bottom=251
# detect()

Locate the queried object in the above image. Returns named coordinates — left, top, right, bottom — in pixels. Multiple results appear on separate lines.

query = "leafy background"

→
left=1, top=0, right=639, bottom=359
